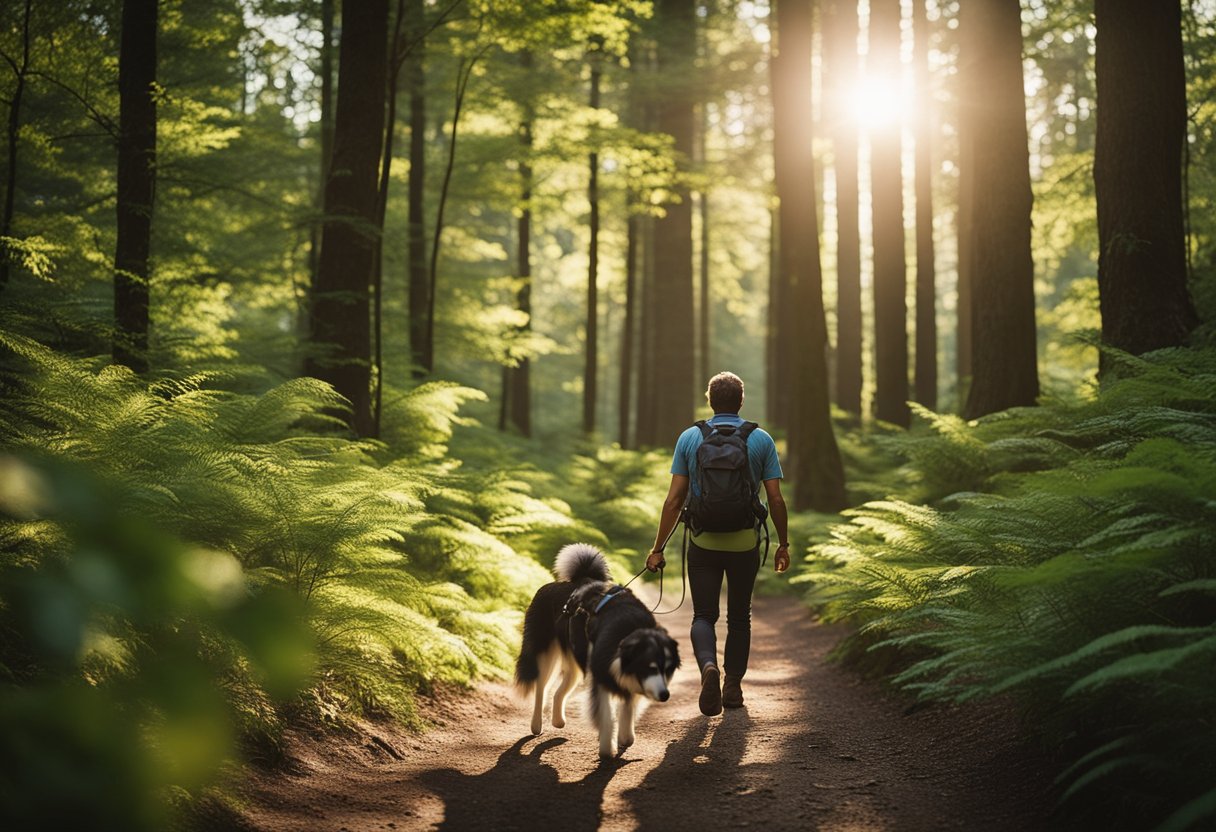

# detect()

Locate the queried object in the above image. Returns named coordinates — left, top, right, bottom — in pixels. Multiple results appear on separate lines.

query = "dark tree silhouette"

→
left=824, top=0, right=862, bottom=417
left=649, top=0, right=696, bottom=443
left=912, top=0, right=937, bottom=410
left=959, top=0, right=1038, bottom=419
left=869, top=0, right=909, bottom=427
left=306, top=0, right=389, bottom=436
left=1094, top=0, right=1198, bottom=366
left=113, top=0, right=157, bottom=373
left=772, top=0, right=847, bottom=511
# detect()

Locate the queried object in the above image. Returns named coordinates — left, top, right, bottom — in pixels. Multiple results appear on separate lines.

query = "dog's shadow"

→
left=415, top=735, right=630, bottom=831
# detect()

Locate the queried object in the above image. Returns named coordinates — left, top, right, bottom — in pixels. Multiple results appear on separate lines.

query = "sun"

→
left=849, top=73, right=912, bottom=131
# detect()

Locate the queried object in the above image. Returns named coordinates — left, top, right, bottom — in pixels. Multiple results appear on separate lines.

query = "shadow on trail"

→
left=415, top=735, right=630, bottom=832
left=623, top=708, right=771, bottom=827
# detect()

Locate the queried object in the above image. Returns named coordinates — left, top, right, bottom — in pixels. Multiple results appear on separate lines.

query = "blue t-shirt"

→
left=670, top=413, right=783, bottom=551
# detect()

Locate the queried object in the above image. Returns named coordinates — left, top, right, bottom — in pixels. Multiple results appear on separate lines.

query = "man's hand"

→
left=646, top=550, right=666, bottom=573
left=774, top=542, right=791, bottom=574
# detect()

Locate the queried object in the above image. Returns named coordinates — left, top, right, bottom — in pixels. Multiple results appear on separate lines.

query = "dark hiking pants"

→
left=688, top=540, right=760, bottom=678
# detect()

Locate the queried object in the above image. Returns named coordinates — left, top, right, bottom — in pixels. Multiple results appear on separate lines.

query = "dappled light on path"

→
left=242, top=595, right=1055, bottom=831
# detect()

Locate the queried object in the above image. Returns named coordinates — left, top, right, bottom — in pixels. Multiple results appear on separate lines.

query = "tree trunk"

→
left=583, top=51, right=602, bottom=435
left=306, top=0, right=389, bottom=436
left=620, top=205, right=638, bottom=448
left=502, top=54, right=534, bottom=437
left=869, top=0, right=909, bottom=427
left=636, top=213, right=659, bottom=445
left=912, top=0, right=937, bottom=410
left=368, top=0, right=409, bottom=438
left=959, top=0, right=1038, bottom=419
left=0, top=0, right=33, bottom=292
left=426, top=49, right=480, bottom=376
left=772, top=0, right=847, bottom=512
left=113, top=0, right=157, bottom=373
left=766, top=7, right=792, bottom=433
left=307, top=0, right=335, bottom=295
left=1094, top=0, right=1197, bottom=365
left=766, top=206, right=782, bottom=427
left=698, top=182, right=710, bottom=384
left=824, top=0, right=862, bottom=417
left=651, top=0, right=697, bottom=442
left=406, top=0, right=428, bottom=378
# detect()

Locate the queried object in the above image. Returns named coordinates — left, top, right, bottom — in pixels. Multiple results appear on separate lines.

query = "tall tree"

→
left=868, top=0, right=909, bottom=427
left=583, top=41, right=604, bottom=435
left=912, top=0, right=937, bottom=409
left=371, top=0, right=411, bottom=435
left=406, top=0, right=428, bottom=378
left=501, top=51, right=534, bottom=437
left=426, top=46, right=482, bottom=376
left=959, top=0, right=1038, bottom=419
left=824, top=0, right=862, bottom=417
left=113, top=0, right=158, bottom=373
left=765, top=7, right=791, bottom=432
left=619, top=201, right=639, bottom=447
left=1093, top=0, right=1198, bottom=364
left=650, top=0, right=696, bottom=441
left=307, top=0, right=335, bottom=292
left=0, top=0, right=33, bottom=293
left=306, top=0, right=389, bottom=436
left=772, top=0, right=847, bottom=511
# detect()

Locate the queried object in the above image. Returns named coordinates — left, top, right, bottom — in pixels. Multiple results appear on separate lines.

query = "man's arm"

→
left=646, top=475, right=689, bottom=572
left=763, top=478, right=790, bottom=573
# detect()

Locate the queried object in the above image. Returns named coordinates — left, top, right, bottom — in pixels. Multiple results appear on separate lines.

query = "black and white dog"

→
left=515, top=543, right=681, bottom=757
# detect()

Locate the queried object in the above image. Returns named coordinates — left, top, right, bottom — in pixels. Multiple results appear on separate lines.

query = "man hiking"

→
left=645, top=371, right=790, bottom=716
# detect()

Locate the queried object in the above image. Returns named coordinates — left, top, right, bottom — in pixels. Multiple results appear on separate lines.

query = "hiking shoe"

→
left=699, top=663, right=722, bottom=716
left=722, top=674, right=744, bottom=708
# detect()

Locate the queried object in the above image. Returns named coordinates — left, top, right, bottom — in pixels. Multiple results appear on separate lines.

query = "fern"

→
left=799, top=346, right=1216, bottom=829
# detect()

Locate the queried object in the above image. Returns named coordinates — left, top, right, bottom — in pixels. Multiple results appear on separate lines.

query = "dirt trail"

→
left=241, top=595, right=1057, bottom=831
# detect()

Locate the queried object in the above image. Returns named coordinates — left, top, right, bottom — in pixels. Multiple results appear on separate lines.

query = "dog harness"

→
left=593, top=588, right=624, bottom=614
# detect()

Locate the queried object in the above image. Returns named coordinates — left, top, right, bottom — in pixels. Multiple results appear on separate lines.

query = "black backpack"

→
left=684, top=420, right=769, bottom=535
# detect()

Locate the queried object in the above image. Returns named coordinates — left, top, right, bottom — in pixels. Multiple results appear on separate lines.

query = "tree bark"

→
left=583, top=49, right=603, bottom=435
left=1093, top=0, right=1197, bottom=366
left=824, top=0, right=862, bottom=417
left=113, top=0, right=157, bottom=373
left=406, top=0, right=428, bottom=378
left=0, top=0, right=32, bottom=292
left=912, top=0, right=937, bottom=410
left=306, top=0, right=389, bottom=436
left=651, top=0, right=696, bottom=443
left=307, top=0, right=335, bottom=295
left=959, top=0, right=1039, bottom=419
left=869, top=0, right=909, bottom=427
left=502, top=52, right=534, bottom=437
left=620, top=205, right=638, bottom=448
left=772, top=0, right=847, bottom=512
left=427, top=48, right=481, bottom=376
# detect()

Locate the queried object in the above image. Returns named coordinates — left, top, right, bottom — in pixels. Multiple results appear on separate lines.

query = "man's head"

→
left=705, top=371, right=745, bottom=414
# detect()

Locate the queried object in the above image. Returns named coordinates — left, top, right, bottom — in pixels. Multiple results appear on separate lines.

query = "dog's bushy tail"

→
left=553, top=543, right=610, bottom=583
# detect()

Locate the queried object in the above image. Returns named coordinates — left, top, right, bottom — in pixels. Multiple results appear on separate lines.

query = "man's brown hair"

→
left=706, top=371, right=744, bottom=413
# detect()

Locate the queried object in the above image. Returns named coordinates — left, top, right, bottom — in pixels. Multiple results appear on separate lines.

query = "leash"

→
left=619, top=519, right=688, bottom=615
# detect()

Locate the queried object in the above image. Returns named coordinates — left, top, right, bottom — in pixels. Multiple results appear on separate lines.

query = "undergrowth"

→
left=796, top=346, right=1216, bottom=831
left=0, top=326, right=671, bottom=828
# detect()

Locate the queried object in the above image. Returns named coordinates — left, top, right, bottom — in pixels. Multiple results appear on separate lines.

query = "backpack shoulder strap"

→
left=694, top=420, right=713, bottom=438
left=738, top=421, right=760, bottom=439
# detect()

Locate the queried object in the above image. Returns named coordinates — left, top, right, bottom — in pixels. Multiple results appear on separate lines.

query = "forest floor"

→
left=237, top=594, right=1060, bottom=832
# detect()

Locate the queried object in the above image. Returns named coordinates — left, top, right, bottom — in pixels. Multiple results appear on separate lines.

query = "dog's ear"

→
left=617, top=633, right=641, bottom=665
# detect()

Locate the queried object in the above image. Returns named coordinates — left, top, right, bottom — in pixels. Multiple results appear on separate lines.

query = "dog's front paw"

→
left=552, top=713, right=566, bottom=729
left=599, top=738, right=617, bottom=759
left=530, top=717, right=543, bottom=735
